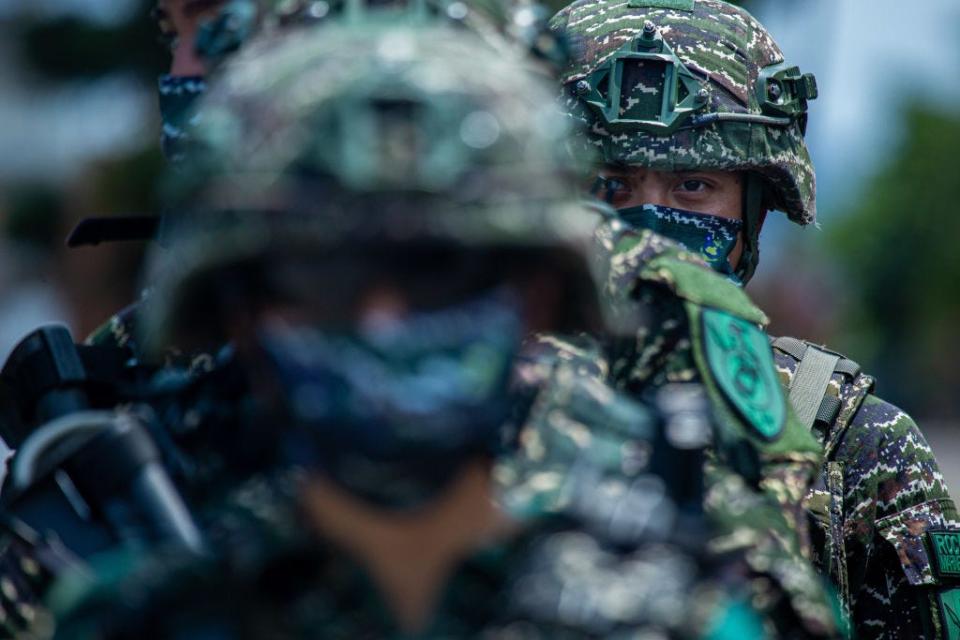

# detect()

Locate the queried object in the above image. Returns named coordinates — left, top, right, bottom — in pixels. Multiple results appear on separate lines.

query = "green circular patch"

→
left=702, top=308, right=785, bottom=440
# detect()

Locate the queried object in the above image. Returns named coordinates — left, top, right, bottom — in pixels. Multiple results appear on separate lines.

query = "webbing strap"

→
left=772, top=336, right=861, bottom=380
left=815, top=394, right=843, bottom=426
left=834, top=358, right=861, bottom=378
left=770, top=335, right=807, bottom=361
left=789, top=345, right=840, bottom=429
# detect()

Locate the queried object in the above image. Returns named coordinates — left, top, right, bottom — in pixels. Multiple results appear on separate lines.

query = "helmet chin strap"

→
left=735, top=173, right=766, bottom=285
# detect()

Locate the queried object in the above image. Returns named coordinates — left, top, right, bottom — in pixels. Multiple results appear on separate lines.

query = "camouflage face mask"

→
left=158, top=75, right=207, bottom=164
left=617, top=204, right=743, bottom=281
left=253, top=289, right=524, bottom=508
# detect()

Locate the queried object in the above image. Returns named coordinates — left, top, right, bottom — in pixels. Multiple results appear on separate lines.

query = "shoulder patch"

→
left=645, top=255, right=768, bottom=326
left=702, top=308, right=785, bottom=440
left=938, top=587, right=960, bottom=640
left=628, top=0, right=695, bottom=10
left=930, top=531, right=960, bottom=579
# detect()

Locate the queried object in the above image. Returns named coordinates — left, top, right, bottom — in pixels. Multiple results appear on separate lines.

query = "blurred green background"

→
left=0, top=0, right=957, bottom=478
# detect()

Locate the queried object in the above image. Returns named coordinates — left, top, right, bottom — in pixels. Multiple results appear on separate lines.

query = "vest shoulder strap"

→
left=770, top=336, right=867, bottom=436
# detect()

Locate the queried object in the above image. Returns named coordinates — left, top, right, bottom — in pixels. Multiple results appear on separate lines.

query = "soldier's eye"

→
left=678, top=179, right=709, bottom=193
left=152, top=7, right=177, bottom=47
left=590, top=176, right=631, bottom=205
left=182, top=0, right=226, bottom=18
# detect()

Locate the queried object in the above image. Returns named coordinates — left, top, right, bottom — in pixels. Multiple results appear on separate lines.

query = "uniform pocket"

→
left=875, top=498, right=957, bottom=586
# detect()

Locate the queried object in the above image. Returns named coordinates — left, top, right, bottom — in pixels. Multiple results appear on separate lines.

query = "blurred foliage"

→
left=829, top=105, right=960, bottom=418
left=3, top=184, right=65, bottom=252
left=3, top=1, right=166, bottom=336
left=89, top=145, right=166, bottom=215
left=17, top=1, right=166, bottom=81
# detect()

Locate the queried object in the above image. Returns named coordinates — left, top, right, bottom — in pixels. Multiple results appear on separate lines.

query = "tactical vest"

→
left=769, top=335, right=875, bottom=614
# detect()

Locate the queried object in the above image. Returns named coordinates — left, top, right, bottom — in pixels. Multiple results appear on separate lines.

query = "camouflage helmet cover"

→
left=144, top=21, right=602, bottom=348
left=551, top=0, right=818, bottom=225
left=155, top=0, right=567, bottom=69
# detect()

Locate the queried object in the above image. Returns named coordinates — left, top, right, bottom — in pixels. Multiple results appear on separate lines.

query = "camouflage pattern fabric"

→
left=550, top=0, right=817, bottom=225
left=772, top=344, right=960, bottom=639
left=512, top=222, right=842, bottom=638
left=48, top=348, right=802, bottom=639
left=513, top=341, right=841, bottom=639
left=594, top=218, right=960, bottom=638
left=61, top=9, right=841, bottom=639
left=615, top=204, right=743, bottom=275
left=85, top=303, right=139, bottom=353
left=138, top=19, right=597, bottom=355
left=0, top=523, right=57, bottom=639
left=157, top=0, right=567, bottom=64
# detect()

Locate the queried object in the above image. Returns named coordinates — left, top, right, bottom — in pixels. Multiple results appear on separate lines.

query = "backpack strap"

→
left=770, top=337, right=864, bottom=434
left=787, top=345, right=839, bottom=430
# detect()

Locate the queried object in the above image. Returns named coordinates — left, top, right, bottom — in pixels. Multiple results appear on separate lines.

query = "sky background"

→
left=751, top=0, right=960, bottom=250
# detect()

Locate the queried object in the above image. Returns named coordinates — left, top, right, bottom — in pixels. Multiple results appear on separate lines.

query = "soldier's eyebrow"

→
left=673, top=170, right=713, bottom=178
left=182, top=0, right=226, bottom=18
left=599, top=163, right=631, bottom=178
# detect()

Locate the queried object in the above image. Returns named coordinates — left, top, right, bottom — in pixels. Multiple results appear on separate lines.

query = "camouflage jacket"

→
left=66, top=227, right=843, bottom=638
left=85, top=295, right=218, bottom=377
left=85, top=300, right=140, bottom=354
left=513, top=225, right=842, bottom=637
left=595, top=221, right=960, bottom=638
left=769, top=337, right=960, bottom=640
left=49, top=361, right=779, bottom=639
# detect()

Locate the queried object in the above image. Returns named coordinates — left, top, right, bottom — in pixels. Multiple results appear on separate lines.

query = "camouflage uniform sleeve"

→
left=588, top=225, right=842, bottom=636
left=84, top=301, right=140, bottom=351
left=835, top=395, right=960, bottom=639
left=83, top=297, right=217, bottom=375
left=501, top=335, right=842, bottom=637
left=599, top=226, right=823, bottom=548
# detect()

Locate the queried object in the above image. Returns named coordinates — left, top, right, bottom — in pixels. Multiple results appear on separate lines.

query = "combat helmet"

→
left=139, top=17, right=608, bottom=508
left=143, top=18, right=603, bottom=354
left=551, top=0, right=818, bottom=282
left=154, top=0, right=567, bottom=68
left=153, top=0, right=567, bottom=165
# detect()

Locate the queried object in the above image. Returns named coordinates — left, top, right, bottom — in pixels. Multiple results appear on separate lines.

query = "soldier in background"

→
left=549, top=0, right=960, bottom=636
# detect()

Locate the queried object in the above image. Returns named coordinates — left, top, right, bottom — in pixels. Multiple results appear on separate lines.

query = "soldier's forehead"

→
left=159, top=0, right=226, bottom=14
left=601, top=164, right=739, bottom=177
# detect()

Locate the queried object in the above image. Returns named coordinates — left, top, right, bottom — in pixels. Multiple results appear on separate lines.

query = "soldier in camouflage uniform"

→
left=86, top=0, right=300, bottom=353
left=68, top=1, right=846, bottom=637
left=80, top=0, right=219, bottom=354
left=549, top=0, right=960, bottom=636
left=86, top=0, right=566, bottom=356
left=43, top=16, right=832, bottom=639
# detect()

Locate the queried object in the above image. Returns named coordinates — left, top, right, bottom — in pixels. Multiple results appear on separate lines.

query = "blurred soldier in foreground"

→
left=3, top=0, right=839, bottom=637
left=86, top=0, right=563, bottom=355
left=41, top=12, right=839, bottom=639
left=58, top=17, right=722, bottom=639
left=52, top=1, right=838, bottom=638
left=550, top=0, right=960, bottom=636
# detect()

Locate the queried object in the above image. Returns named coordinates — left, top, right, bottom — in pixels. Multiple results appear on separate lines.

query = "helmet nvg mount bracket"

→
left=575, top=20, right=708, bottom=135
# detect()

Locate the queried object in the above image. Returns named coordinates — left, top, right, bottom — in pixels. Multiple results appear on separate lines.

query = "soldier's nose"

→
left=171, top=42, right=207, bottom=77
